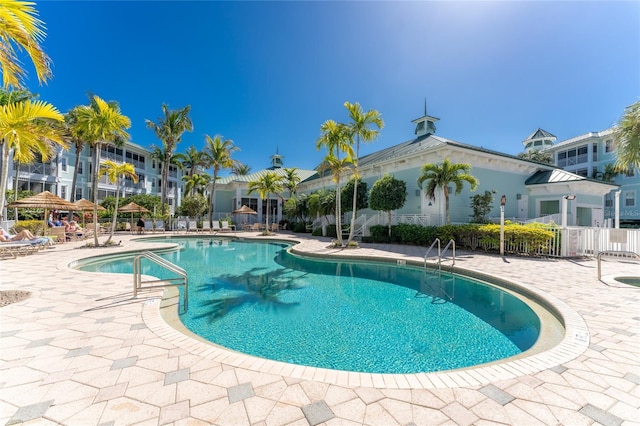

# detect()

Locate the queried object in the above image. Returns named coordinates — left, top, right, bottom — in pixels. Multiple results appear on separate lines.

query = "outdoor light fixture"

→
left=564, top=195, right=576, bottom=200
left=500, top=195, right=506, bottom=256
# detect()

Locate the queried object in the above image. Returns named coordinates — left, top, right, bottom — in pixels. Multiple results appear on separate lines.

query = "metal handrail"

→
left=441, top=239, right=456, bottom=267
left=424, top=238, right=440, bottom=269
left=597, top=250, right=640, bottom=281
left=133, top=251, right=188, bottom=313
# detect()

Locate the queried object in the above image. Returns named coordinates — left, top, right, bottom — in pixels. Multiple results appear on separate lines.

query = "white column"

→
left=614, top=190, right=621, bottom=229
left=561, top=196, right=568, bottom=228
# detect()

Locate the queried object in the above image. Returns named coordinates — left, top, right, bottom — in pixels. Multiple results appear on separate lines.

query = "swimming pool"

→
left=79, top=238, right=550, bottom=374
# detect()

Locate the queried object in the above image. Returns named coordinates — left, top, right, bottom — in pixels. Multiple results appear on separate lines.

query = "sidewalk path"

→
left=1, top=233, right=638, bottom=425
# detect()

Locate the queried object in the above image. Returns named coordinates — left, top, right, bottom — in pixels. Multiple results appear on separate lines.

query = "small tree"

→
left=517, top=150, right=554, bottom=164
left=369, top=174, right=407, bottom=236
left=470, top=190, right=496, bottom=223
left=341, top=178, right=368, bottom=213
left=178, top=194, right=208, bottom=218
left=98, top=160, right=137, bottom=245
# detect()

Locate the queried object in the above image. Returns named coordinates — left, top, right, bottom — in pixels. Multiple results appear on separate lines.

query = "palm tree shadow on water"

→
left=192, top=266, right=307, bottom=322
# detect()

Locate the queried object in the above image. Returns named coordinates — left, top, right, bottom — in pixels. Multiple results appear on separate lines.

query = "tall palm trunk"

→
left=13, top=161, right=20, bottom=221
left=105, top=176, right=121, bottom=245
left=0, top=142, right=11, bottom=221
left=348, top=138, right=360, bottom=243
left=91, top=143, right=101, bottom=246
left=161, top=159, right=169, bottom=216
left=209, top=168, right=218, bottom=225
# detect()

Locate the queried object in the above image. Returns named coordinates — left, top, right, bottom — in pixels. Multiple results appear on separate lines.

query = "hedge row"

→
left=361, top=223, right=557, bottom=256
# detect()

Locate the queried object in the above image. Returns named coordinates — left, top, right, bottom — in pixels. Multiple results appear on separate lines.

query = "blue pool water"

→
left=80, top=238, right=541, bottom=374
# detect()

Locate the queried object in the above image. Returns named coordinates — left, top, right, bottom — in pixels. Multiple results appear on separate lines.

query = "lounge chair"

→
left=144, top=220, right=154, bottom=233
left=250, top=223, right=262, bottom=232
left=0, top=241, right=38, bottom=259
left=175, top=219, right=187, bottom=233
left=201, top=221, right=211, bottom=233
left=270, top=223, right=279, bottom=232
left=220, top=221, right=235, bottom=232
left=125, top=222, right=132, bottom=233
left=211, top=221, right=221, bottom=233
left=48, top=226, right=66, bottom=244
left=154, top=220, right=165, bottom=233
left=187, top=220, right=199, bottom=232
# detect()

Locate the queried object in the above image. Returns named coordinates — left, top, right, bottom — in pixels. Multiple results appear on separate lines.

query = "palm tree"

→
left=232, top=162, right=252, bottom=176
left=596, top=163, right=620, bottom=182
left=73, top=95, right=130, bottom=246
left=98, top=160, right=137, bottom=244
left=283, top=167, right=300, bottom=199
left=343, top=101, right=384, bottom=243
left=201, top=134, right=239, bottom=225
left=613, top=100, right=640, bottom=172
left=145, top=104, right=193, bottom=216
left=174, top=145, right=205, bottom=178
left=316, top=119, right=353, bottom=246
left=417, top=159, right=479, bottom=224
left=63, top=106, right=86, bottom=204
left=0, top=97, right=65, bottom=221
left=0, top=0, right=52, bottom=89
left=247, top=171, right=284, bottom=234
left=182, top=173, right=210, bottom=196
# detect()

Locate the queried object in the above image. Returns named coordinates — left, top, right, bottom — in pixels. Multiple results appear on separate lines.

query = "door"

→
left=517, top=194, right=528, bottom=222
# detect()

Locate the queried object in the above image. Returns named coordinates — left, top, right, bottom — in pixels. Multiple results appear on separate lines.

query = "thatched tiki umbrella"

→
left=118, top=202, right=150, bottom=229
left=73, top=198, right=106, bottom=228
left=7, top=191, right=77, bottom=235
left=232, top=204, right=258, bottom=228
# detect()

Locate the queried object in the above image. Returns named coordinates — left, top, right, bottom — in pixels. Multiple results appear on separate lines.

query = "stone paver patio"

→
left=1, top=232, right=638, bottom=425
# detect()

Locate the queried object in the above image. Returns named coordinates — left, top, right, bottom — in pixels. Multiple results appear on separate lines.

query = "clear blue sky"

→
left=30, top=1, right=639, bottom=174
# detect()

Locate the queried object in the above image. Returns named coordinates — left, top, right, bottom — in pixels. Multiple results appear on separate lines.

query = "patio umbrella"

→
left=73, top=198, right=106, bottom=228
left=232, top=204, right=258, bottom=227
left=7, top=191, right=77, bottom=236
left=118, top=202, right=151, bottom=227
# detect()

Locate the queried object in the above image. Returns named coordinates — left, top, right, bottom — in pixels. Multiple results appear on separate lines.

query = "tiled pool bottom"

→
left=152, top=250, right=588, bottom=390
left=1, top=234, right=639, bottom=425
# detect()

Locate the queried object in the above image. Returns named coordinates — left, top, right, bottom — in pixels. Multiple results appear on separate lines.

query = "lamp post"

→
left=500, top=195, right=506, bottom=256
left=561, top=195, right=576, bottom=257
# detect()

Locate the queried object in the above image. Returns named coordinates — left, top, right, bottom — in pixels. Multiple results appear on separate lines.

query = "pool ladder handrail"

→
left=133, top=251, right=188, bottom=314
left=597, top=250, right=640, bottom=281
left=424, top=238, right=456, bottom=271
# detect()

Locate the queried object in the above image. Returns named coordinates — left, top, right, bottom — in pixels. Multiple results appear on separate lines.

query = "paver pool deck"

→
left=1, top=232, right=638, bottom=425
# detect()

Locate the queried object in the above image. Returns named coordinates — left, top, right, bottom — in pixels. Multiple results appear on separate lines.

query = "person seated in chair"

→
left=137, top=216, right=145, bottom=234
left=0, top=228, right=37, bottom=242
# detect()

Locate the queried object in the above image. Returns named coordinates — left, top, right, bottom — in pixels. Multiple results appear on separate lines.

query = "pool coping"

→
left=74, top=234, right=591, bottom=390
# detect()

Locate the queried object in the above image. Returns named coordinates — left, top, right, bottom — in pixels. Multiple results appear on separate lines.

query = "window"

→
left=241, top=197, right=259, bottom=212
left=78, top=161, right=83, bottom=175
left=61, top=158, right=67, bottom=172
left=61, top=185, right=67, bottom=199
left=605, top=198, right=613, bottom=207
left=625, top=191, right=636, bottom=207
left=605, top=139, right=614, bottom=153
left=540, top=200, right=560, bottom=215
left=557, top=151, right=567, bottom=167
left=592, top=143, right=598, bottom=161
left=75, top=188, right=82, bottom=201
left=592, top=167, right=598, bottom=178
left=575, top=168, right=588, bottom=177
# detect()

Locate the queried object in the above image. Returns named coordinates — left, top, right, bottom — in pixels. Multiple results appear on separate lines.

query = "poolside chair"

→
left=0, top=241, right=38, bottom=259
left=200, top=220, right=211, bottom=233
left=176, top=219, right=187, bottom=233
left=125, top=222, right=132, bottom=233
left=187, top=220, right=199, bottom=232
left=211, top=221, right=221, bottom=233
left=250, top=222, right=262, bottom=232
left=154, top=220, right=165, bottom=233
left=48, top=226, right=66, bottom=244
left=144, top=220, right=154, bottom=233
left=220, top=221, right=235, bottom=232
left=270, top=223, right=279, bottom=232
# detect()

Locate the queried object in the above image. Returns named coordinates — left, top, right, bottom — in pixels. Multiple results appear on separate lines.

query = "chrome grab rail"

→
left=133, top=251, right=188, bottom=313
left=424, top=238, right=456, bottom=271
left=424, top=238, right=440, bottom=269
left=441, top=239, right=456, bottom=267
left=597, top=250, right=640, bottom=281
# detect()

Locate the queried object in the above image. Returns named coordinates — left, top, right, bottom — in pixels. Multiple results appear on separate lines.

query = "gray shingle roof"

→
left=216, top=168, right=318, bottom=185
left=524, top=128, right=556, bottom=141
